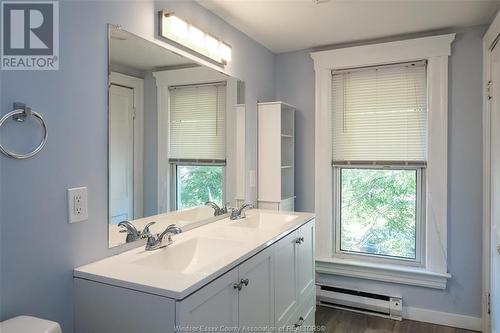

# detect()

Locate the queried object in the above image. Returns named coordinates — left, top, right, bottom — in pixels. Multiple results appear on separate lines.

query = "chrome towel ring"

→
left=0, top=102, right=47, bottom=159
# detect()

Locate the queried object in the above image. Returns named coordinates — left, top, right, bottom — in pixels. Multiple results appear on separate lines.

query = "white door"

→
left=109, top=84, right=135, bottom=224
left=176, top=268, right=239, bottom=330
left=490, top=41, right=500, bottom=333
left=238, top=247, right=274, bottom=329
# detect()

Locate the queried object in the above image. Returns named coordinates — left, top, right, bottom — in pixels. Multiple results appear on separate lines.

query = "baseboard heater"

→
left=316, top=284, right=403, bottom=320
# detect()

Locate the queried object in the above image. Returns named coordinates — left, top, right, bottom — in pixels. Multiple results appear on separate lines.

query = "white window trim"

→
left=311, top=34, right=455, bottom=289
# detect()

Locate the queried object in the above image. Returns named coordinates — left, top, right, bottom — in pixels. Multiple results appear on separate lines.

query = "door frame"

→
left=109, top=72, right=144, bottom=219
left=483, top=10, right=500, bottom=333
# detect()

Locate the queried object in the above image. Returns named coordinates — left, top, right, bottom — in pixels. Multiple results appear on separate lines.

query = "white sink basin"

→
left=133, top=237, right=244, bottom=274
left=229, top=212, right=298, bottom=229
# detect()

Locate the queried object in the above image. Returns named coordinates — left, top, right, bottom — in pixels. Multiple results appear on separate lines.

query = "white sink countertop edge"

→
left=74, top=210, right=315, bottom=300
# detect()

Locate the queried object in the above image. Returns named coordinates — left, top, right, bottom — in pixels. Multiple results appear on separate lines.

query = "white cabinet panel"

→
left=75, top=278, right=175, bottom=333
left=176, top=268, right=239, bottom=330
left=301, top=287, right=316, bottom=328
left=238, top=247, right=274, bottom=329
left=287, top=285, right=316, bottom=331
left=274, top=230, right=299, bottom=326
left=297, top=221, right=315, bottom=299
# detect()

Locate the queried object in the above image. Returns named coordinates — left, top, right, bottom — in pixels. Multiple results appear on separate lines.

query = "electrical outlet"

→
left=68, top=187, right=88, bottom=223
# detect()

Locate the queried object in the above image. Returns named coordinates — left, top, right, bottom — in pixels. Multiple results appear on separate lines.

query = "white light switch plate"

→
left=68, top=187, right=88, bottom=223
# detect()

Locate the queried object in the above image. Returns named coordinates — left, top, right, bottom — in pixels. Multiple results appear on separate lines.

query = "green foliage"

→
left=340, top=168, right=417, bottom=259
left=177, top=165, right=223, bottom=210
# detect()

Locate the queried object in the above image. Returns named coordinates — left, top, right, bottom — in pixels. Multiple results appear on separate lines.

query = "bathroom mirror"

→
left=107, top=25, right=246, bottom=248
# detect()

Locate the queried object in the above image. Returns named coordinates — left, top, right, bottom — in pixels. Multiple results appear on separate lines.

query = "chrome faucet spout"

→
left=230, top=203, right=254, bottom=220
left=145, top=224, right=182, bottom=251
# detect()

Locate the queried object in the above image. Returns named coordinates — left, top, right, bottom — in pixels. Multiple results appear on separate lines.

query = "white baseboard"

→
left=404, top=306, right=482, bottom=331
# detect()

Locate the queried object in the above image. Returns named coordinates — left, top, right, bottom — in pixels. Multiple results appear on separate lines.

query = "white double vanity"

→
left=74, top=210, right=315, bottom=332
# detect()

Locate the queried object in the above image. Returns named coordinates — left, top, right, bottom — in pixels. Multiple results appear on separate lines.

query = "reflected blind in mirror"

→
left=332, top=61, right=427, bottom=163
left=169, top=83, right=226, bottom=160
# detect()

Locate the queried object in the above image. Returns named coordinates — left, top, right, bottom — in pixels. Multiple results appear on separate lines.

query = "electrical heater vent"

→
left=317, top=285, right=402, bottom=320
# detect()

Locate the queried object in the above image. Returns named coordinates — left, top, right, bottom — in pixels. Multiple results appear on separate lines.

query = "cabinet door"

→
left=286, top=286, right=316, bottom=332
left=238, top=247, right=274, bottom=328
left=274, top=230, right=299, bottom=327
left=176, top=268, right=239, bottom=331
left=297, top=220, right=315, bottom=299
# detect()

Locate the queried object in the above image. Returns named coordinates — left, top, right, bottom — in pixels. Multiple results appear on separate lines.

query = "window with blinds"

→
left=169, top=82, right=226, bottom=161
left=331, top=61, right=427, bottom=164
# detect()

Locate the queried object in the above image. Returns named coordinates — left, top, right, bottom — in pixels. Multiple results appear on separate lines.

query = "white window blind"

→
left=169, top=83, right=226, bottom=161
left=332, top=61, right=427, bottom=163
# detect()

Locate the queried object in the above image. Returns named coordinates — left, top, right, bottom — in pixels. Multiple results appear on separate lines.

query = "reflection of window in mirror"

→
left=168, top=82, right=227, bottom=210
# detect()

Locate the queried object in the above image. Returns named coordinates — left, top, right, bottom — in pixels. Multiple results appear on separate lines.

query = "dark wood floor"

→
left=315, top=306, right=479, bottom=333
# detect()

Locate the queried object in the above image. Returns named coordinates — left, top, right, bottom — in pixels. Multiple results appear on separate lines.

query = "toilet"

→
left=0, top=316, right=62, bottom=333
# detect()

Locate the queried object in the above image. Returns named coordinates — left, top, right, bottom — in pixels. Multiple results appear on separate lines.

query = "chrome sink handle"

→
left=165, top=224, right=182, bottom=234
left=118, top=221, right=140, bottom=243
left=205, top=201, right=229, bottom=216
left=206, top=201, right=222, bottom=216
left=140, top=222, right=156, bottom=239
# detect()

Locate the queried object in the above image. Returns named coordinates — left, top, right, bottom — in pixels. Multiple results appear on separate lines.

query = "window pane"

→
left=340, top=168, right=417, bottom=259
left=177, top=165, right=224, bottom=210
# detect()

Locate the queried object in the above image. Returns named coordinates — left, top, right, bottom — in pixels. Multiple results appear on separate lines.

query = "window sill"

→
left=315, top=257, right=451, bottom=290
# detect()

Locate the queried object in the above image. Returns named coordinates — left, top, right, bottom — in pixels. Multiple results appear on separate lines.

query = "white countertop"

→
left=74, top=209, right=315, bottom=300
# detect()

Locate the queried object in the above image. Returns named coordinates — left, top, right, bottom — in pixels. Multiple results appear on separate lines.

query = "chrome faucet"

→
left=205, top=201, right=228, bottom=216
left=145, top=224, right=182, bottom=251
left=118, top=221, right=140, bottom=243
left=141, top=221, right=156, bottom=238
left=118, top=221, right=155, bottom=243
left=230, top=203, right=254, bottom=220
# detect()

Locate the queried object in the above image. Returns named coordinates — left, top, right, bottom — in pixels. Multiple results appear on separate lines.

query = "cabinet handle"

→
left=241, top=278, right=249, bottom=286
left=233, top=282, right=242, bottom=291
left=295, top=237, right=304, bottom=244
left=294, top=316, right=304, bottom=328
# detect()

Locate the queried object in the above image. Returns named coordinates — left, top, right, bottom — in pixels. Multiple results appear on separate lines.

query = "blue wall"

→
left=274, top=26, right=486, bottom=317
left=0, top=1, right=274, bottom=331
left=0, top=0, right=487, bottom=329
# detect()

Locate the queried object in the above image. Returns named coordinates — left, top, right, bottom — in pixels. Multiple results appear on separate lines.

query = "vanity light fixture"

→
left=159, top=10, right=232, bottom=65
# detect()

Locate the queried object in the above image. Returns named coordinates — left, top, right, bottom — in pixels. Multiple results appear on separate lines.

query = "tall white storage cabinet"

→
left=258, top=102, right=295, bottom=211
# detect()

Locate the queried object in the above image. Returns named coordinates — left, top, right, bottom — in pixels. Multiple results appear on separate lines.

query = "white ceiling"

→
left=198, top=0, right=500, bottom=53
